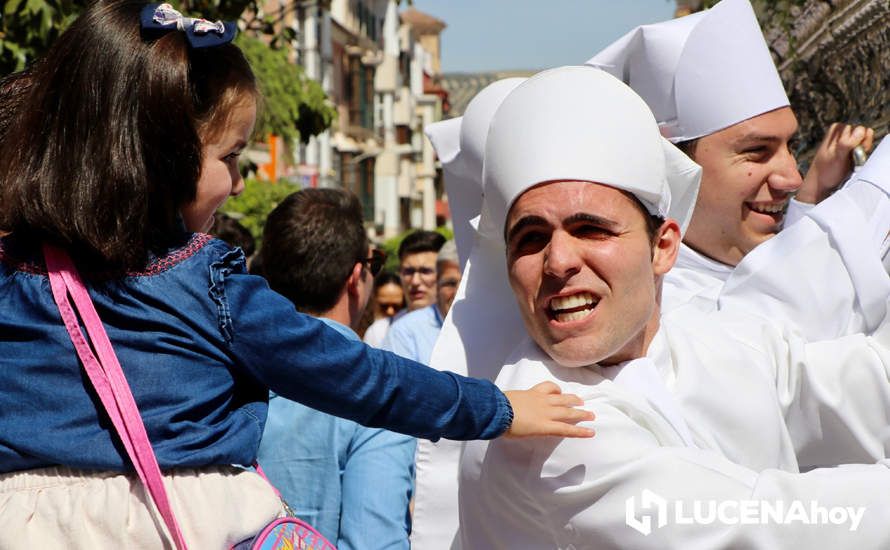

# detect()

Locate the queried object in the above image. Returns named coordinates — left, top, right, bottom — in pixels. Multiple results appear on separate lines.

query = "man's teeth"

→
left=551, top=292, right=594, bottom=311
left=550, top=292, right=598, bottom=322
left=749, top=201, right=787, bottom=214
left=555, top=310, right=592, bottom=323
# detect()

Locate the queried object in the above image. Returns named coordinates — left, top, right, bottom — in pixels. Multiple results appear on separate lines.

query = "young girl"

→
left=0, top=1, right=592, bottom=547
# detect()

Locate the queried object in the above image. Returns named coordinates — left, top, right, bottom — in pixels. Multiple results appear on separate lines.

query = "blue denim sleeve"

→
left=209, top=252, right=513, bottom=441
left=337, top=429, right=416, bottom=550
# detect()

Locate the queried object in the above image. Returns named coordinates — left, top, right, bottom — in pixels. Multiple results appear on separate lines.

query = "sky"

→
left=408, top=0, right=677, bottom=73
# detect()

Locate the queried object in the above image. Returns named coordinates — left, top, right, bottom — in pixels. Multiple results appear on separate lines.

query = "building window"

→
left=347, top=56, right=369, bottom=129
left=399, top=51, right=410, bottom=86
left=359, top=158, right=375, bottom=221
left=400, top=197, right=411, bottom=233
left=362, top=66, right=374, bottom=129
left=341, top=152, right=375, bottom=221
left=396, top=125, right=412, bottom=145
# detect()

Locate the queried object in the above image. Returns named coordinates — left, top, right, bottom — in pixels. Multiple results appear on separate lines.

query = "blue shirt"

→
left=382, top=305, right=444, bottom=365
left=0, top=234, right=512, bottom=473
left=258, top=319, right=415, bottom=550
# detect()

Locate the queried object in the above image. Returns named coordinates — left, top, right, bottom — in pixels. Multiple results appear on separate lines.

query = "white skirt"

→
left=0, top=465, right=286, bottom=549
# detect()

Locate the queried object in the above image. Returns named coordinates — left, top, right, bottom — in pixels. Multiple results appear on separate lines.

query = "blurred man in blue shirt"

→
left=383, top=240, right=461, bottom=364
left=255, top=189, right=416, bottom=549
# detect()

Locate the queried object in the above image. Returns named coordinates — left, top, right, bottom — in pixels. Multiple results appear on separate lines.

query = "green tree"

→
left=236, top=33, right=334, bottom=147
left=0, top=0, right=80, bottom=73
left=0, top=0, right=335, bottom=143
left=220, top=178, right=302, bottom=244
left=380, top=226, right=454, bottom=273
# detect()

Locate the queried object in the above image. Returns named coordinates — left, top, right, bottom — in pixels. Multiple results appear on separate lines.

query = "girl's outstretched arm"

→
left=216, top=247, right=593, bottom=441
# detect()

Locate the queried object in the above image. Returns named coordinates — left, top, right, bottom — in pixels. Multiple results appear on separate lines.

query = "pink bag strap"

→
left=43, top=244, right=189, bottom=550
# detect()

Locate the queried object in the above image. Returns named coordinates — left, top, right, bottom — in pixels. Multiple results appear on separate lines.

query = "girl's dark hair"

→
left=0, top=70, right=33, bottom=141
left=0, top=0, right=258, bottom=269
left=374, top=270, right=402, bottom=290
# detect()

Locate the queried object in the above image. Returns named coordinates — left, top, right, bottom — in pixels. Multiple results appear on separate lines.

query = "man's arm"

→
left=337, top=427, right=417, bottom=550
left=461, top=398, right=890, bottom=549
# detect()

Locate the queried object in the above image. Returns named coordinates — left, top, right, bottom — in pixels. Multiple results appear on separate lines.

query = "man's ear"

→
left=346, top=262, right=364, bottom=297
left=652, top=218, right=681, bottom=276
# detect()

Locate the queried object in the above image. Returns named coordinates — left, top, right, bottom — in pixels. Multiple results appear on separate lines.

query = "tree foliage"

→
left=236, top=33, right=335, bottom=146
left=220, top=177, right=302, bottom=244
left=0, top=0, right=80, bottom=73
left=0, top=0, right=335, bottom=143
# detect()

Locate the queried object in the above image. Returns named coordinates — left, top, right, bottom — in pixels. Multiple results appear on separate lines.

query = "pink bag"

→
left=44, top=243, right=336, bottom=550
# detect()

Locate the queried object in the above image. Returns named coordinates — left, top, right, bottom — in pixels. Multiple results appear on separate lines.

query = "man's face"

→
left=683, top=106, right=803, bottom=266
left=400, top=251, right=438, bottom=310
left=505, top=181, right=676, bottom=367
left=436, top=261, right=462, bottom=318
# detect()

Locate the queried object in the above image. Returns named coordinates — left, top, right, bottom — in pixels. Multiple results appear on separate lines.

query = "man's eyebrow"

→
left=731, top=128, right=798, bottom=148
left=564, top=212, right=619, bottom=229
left=732, top=133, right=782, bottom=146
left=506, top=212, right=620, bottom=243
left=505, top=215, right=549, bottom=243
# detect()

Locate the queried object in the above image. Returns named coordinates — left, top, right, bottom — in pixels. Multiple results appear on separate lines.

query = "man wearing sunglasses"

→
left=254, top=188, right=416, bottom=549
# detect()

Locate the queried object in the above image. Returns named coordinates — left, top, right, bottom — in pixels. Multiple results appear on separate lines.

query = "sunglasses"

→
left=361, top=248, right=387, bottom=277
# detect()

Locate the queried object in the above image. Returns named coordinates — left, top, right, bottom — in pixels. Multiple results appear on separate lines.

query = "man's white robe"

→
left=460, top=306, right=890, bottom=548
left=418, top=143, right=890, bottom=550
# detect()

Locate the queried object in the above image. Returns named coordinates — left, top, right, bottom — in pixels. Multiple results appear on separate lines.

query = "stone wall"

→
left=759, top=0, right=890, bottom=162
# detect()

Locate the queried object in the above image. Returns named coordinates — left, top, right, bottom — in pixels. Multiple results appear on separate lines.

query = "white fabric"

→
left=482, top=67, right=680, bottom=237
left=361, top=316, right=391, bottom=348
left=364, top=311, right=405, bottom=348
left=784, top=197, right=816, bottom=227
left=423, top=78, right=526, bottom=270
left=459, top=311, right=890, bottom=548
left=413, top=79, right=527, bottom=550
left=586, top=0, right=790, bottom=142
left=662, top=243, right=732, bottom=314
left=0, top=465, right=284, bottom=549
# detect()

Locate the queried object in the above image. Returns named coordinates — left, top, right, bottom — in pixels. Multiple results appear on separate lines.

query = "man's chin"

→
left=540, top=340, right=607, bottom=369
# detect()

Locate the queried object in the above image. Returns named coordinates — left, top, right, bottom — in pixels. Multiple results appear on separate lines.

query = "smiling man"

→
left=587, top=0, right=875, bottom=314
left=451, top=65, right=890, bottom=549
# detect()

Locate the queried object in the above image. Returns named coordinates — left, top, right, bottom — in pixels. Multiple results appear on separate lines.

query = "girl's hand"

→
left=503, top=381, right=595, bottom=438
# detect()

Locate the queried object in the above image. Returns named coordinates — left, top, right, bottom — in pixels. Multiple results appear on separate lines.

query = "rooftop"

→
left=400, top=7, right=447, bottom=34
left=440, top=71, right=537, bottom=118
